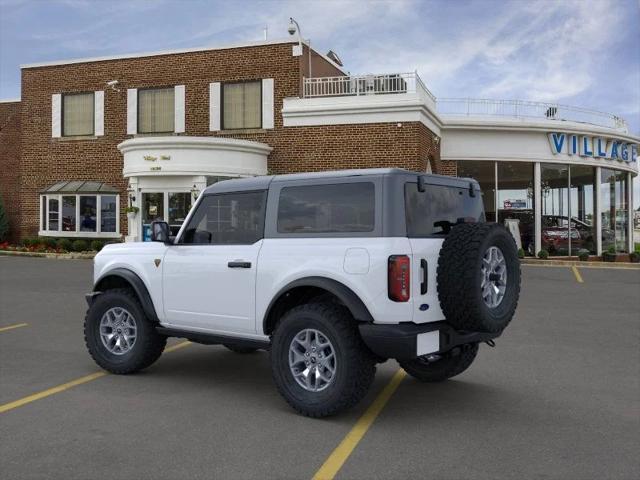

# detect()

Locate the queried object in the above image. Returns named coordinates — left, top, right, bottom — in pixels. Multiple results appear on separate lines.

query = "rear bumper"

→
left=359, top=321, right=501, bottom=360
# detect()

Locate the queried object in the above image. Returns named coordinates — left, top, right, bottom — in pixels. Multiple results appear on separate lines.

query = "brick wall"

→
left=12, top=41, right=441, bottom=240
left=0, top=101, right=21, bottom=242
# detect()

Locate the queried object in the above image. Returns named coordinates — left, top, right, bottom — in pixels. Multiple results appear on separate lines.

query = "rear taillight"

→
left=388, top=255, right=410, bottom=302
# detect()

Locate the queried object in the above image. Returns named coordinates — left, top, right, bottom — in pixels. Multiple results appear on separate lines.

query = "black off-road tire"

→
left=399, top=344, right=479, bottom=382
left=84, top=288, right=167, bottom=374
left=270, top=302, right=376, bottom=418
left=437, top=223, right=521, bottom=333
left=223, top=344, right=259, bottom=354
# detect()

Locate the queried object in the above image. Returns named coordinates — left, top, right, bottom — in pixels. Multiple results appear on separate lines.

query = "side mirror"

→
left=151, top=221, right=171, bottom=244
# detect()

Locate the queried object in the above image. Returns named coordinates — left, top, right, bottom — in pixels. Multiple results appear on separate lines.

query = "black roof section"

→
left=41, top=181, right=120, bottom=194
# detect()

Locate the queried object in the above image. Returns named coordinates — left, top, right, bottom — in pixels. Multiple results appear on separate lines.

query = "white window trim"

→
left=94, top=90, right=104, bottom=136
left=174, top=85, right=185, bottom=133
left=209, top=82, right=221, bottom=131
left=262, top=78, right=274, bottom=129
left=38, top=193, right=120, bottom=238
left=52, top=94, right=62, bottom=138
left=127, top=88, right=137, bottom=135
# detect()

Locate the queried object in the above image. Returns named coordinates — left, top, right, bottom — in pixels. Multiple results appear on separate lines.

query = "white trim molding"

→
left=174, top=85, right=186, bottom=133
left=51, top=94, right=62, bottom=138
left=127, top=88, right=137, bottom=135
left=209, top=82, right=221, bottom=131
left=262, top=78, right=275, bottom=129
left=94, top=90, right=104, bottom=136
left=118, top=136, right=271, bottom=178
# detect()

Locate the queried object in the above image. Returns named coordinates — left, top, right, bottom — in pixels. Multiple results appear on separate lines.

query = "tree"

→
left=0, top=195, right=9, bottom=242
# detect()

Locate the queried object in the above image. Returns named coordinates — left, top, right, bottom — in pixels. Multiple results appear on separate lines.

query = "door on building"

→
left=141, top=192, right=192, bottom=241
left=161, top=190, right=266, bottom=333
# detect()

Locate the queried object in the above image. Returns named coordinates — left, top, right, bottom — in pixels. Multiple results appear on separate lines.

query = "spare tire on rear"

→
left=437, top=223, right=520, bottom=333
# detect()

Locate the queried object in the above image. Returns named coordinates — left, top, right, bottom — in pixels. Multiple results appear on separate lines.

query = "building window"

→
left=457, top=161, right=496, bottom=222
left=62, top=92, right=94, bottom=136
left=222, top=81, right=261, bottom=129
left=138, top=87, right=175, bottom=133
left=40, top=192, right=119, bottom=237
left=497, top=162, right=535, bottom=255
left=601, top=168, right=628, bottom=253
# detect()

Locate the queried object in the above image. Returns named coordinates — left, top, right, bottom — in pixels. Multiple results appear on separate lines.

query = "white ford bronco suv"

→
left=85, top=169, right=520, bottom=417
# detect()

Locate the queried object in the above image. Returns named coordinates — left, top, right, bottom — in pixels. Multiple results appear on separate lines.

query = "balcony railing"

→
left=436, top=98, right=628, bottom=131
left=303, top=72, right=436, bottom=102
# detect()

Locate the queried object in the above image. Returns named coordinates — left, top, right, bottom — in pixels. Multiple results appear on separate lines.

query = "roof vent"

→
left=326, top=50, right=343, bottom=66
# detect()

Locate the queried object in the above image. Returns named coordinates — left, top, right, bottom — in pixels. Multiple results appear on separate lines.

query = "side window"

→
left=180, top=191, right=266, bottom=245
left=405, top=183, right=484, bottom=236
left=277, top=183, right=375, bottom=234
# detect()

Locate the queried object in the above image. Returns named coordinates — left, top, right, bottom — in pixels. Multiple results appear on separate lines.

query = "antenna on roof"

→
left=263, top=25, right=268, bottom=40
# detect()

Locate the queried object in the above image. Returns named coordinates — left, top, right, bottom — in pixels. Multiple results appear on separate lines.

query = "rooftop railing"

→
left=301, top=73, right=627, bottom=131
left=303, top=72, right=436, bottom=102
left=435, top=98, right=628, bottom=131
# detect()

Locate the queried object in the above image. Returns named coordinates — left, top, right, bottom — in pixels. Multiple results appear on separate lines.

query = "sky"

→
left=1, top=0, right=639, bottom=205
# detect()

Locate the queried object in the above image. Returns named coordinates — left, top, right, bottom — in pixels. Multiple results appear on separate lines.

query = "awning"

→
left=41, top=181, right=119, bottom=194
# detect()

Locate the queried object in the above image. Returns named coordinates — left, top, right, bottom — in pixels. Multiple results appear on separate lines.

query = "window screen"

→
left=181, top=191, right=265, bottom=245
left=277, top=183, right=375, bottom=234
left=138, top=88, right=175, bottom=133
left=223, top=81, right=261, bottom=129
left=405, top=183, right=484, bottom=236
left=63, top=92, right=94, bottom=136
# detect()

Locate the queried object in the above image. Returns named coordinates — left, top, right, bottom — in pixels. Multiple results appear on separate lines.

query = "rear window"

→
left=278, top=183, right=375, bottom=234
left=405, top=183, right=484, bottom=236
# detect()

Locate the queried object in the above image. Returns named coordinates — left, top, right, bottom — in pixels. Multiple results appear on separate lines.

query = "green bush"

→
left=40, top=237, right=57, bottom=249
left=22, top=237, right=37, bottom=247
left=72, top=239, right=89, bottom=252
left=606, top=244, right=616, bottom=254
left=577, top=249, right=589, bottom=261
left=0, top=195, right=9, bottom=242
left=58, top=238, right=73, bottom=252
left=630, top=252, right=640, bottom=263
left=537, top=249, right=549, bottom=259
left=90, top=240, right=105, bottom=252
left=517, top=248, right=525, bottom=259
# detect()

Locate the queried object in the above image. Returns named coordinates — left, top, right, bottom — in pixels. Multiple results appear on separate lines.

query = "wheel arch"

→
left=93, top=268, right=159, bottom=323
left=262, top=276, right=374, bottom=336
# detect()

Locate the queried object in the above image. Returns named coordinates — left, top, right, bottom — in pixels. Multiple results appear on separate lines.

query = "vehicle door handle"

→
left=228, top=261, right=252, bottom=269
left=420, top=259, right=428, bottom=295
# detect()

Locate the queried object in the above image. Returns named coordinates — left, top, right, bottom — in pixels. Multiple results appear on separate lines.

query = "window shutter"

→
left=94, top=91, right=104, bottom=136
left=209, top=82, right=221, bottom=131
left=51, top=94, right=62, bottom=138
left=127, top=88, right=137, bottom=134
left=174, top=85, right=185, bottom=133
left=262, top=78, right=274, bottom=129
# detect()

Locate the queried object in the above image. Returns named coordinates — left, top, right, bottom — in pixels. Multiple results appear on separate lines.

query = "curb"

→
left=0, top=250, right=95, bottom=260
left=521, top=258, right=640, bottom=270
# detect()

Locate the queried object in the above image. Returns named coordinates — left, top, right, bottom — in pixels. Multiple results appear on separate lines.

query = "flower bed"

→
left=0, top=237, right=122, bottom=254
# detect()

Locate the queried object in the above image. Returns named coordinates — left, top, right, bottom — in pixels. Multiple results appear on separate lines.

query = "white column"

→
left=628, top=171, right=633, bottom=253
left=126, top=177, right=139, bottom=242
left=595, top=167, right=602, bottom=256
left=534, top=162, right=542, bottom=255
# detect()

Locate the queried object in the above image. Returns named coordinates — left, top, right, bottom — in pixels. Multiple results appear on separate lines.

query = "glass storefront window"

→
left=570, top=166, right=596, bottom=254
left=457, top=161, right=496, bottom=221
left=168, top=192, right=192, bottom=236
left=497, top=162, right=534, bottom=254
left=62, top=196, right=76, bottom=232
left=101, top=195, right=117, bottom=233
left=602, top=169, right=629, bottom=253
left=541, top=164, right=570, bottom=256
left=79, top=196, right=97, bottom=232
left=48, top=197, right=59, bottom=231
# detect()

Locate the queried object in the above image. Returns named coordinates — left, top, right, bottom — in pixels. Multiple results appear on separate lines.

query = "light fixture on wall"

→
left=191, top=184, right=200, bottom=201
left=288, top=17, right=312, bottom=78
left=127, top=186, right=136, bottom=204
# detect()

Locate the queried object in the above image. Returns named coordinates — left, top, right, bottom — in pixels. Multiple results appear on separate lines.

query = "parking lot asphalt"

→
left=0, top=257, right=638, bottom=480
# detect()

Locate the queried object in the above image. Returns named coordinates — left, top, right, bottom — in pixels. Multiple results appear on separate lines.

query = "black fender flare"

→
left=93, top=268, right=159, bottom=323
left=262, top=276, right=374, bottom=335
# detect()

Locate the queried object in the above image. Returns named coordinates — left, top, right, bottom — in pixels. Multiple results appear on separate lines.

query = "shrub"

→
left=537, top=249, right=549, bottom=259
left=72, top=239, right=89, bottom=252
left=517, top=248, right=525, bottom=259
left=58, top=238, right=73, bottom=252
left=630, top=252, right=640, bottom=263
left=90, top=240, right=104, bottom=252
left=577, top=249, right=589, bottom=261
left=40, top=237, right=57, bottom=249
left=22, top=237, right=37, bottom=247
left=607, top=244, right=616, bottom=254
left=0, top=195, right=9, bottom=242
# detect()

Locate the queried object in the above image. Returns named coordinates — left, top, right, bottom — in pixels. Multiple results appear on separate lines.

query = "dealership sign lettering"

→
left=548, top=133, right=637, bottom=163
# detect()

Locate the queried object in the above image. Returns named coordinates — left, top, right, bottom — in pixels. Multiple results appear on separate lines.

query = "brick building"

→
left=0, top=37, right=637, bottom=254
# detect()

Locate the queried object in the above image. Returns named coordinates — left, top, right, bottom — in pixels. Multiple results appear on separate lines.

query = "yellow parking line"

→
left=571, top=266, right=584, bottom=283
left=0, top=323, right=28, bottom=333
left=312, top=368, right=407, bottom=480
left=0, top=340, right=191, bottom=414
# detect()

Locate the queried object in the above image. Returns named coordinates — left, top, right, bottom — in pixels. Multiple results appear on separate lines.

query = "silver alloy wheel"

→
left=289, top=328, right=337, bottom=392
left=99, top=307, right=137, bottom=355
left=481, top=246, right=507, bottom=308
